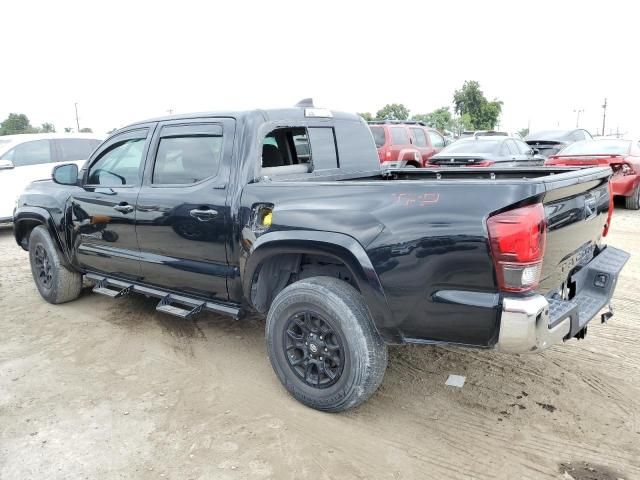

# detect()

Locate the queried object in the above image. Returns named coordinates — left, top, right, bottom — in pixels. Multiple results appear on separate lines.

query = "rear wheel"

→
left=266, top=276, right=387, bottom=412
left=28, top=226, right=82, bottom=304
left=624, top=185, right=640, bottom=210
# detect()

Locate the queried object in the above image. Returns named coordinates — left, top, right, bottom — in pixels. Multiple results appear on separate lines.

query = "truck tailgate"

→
left=538, top=167, right=612, bottom=295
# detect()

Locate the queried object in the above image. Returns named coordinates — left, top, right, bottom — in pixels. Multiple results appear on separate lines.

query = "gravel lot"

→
left=1, top=208, right=639, bottom=480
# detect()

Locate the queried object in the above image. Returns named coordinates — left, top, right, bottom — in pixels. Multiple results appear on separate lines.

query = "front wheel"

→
left=624, top=185, right=640, bottom=210
left=266, top=276, right=387, bottom=412
left=28, top=226, right=82, bottom=304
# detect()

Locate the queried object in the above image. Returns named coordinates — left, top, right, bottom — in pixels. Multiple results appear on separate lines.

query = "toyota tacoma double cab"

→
left=13, top=101, right=629, bottom=412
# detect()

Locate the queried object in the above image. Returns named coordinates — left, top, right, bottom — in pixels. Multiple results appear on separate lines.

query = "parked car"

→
left=459, top=130, right=523, bottom=140
left=545, top=138, right=640, bottom=209
left=13, top=103, right=628, bottom=412
left=427, top=135, right=544, bottom=167
left=525, top=129, right=592, bottom=158
left=0, top=133, right=102, bottom=222
left=368, top=121, right=446, bottom=168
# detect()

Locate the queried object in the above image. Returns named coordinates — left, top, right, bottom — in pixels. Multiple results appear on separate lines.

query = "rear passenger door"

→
left=134, top=119, right=235, bottom=301
left=410, top=127, right=431, bottom=166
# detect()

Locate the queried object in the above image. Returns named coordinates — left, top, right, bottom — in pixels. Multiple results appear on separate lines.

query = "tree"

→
left=39, top=122, right=56, bottom=133
left=518, top=127, right=529, bottom=138
left=79, top=127, right=93, bottom=133
left=64, top=127, right=73, bottom=133
left=453, top=81, right=503, bottom=130
left=375, top=103, right=410, bottom=121
left=412, top=107, right=453, bottom=132
left=358, top=112, right=374, bottom=122
left=0, top=113, right=33, bottom=135
left=107, top=128, right=118, bottom=134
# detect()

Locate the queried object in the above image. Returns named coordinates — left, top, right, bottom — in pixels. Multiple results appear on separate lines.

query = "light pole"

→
left=601, top=98, right=607, bottom=137
left=74, top=103, right=80, bottom=132
left=573, top=108, right=584, bottom=128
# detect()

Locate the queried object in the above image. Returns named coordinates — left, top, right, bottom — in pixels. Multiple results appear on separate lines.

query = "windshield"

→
left=559, top=139, right=631, bottom=156
left=369, top=126, right=386, bottom=148
left=526, top=130, right=569, bottom=141
left=0, top=139, right=14, bottom=157
left=439, top=139, right=502, bottom=154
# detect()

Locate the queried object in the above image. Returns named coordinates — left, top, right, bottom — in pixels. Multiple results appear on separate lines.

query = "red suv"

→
left=368, top=121, right=446, bottom=168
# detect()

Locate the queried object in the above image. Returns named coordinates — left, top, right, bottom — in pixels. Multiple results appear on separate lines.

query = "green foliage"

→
left=0, top=114, right=58, bottom=135
left=453, top=81, right=503, bottom=129
left=357, top=112, right=374, bottom=122
left=375, top=103, right=410, bottom=121
left=412, top=107, right=453, bottom=132
left=518, top=127, right=529, bottom=138
left=64, top=127, right=73, bottom=133
left=79, top=127, right=93, bottom=133
left=0, top=113, right=33, bottom=135
left=107, top=128, right=117, bottom=134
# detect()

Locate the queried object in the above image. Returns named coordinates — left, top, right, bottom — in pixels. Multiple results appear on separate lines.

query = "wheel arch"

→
left=243, top=231, right=400, bottom=343
left=13, top=207, right=73, bottom=269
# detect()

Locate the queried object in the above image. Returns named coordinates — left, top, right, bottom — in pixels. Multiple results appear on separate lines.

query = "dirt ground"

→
left=1, top=209, right=639, bottom=480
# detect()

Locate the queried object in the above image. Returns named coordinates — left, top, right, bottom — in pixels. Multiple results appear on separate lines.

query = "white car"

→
left=0, top=133, right=103, bottom=222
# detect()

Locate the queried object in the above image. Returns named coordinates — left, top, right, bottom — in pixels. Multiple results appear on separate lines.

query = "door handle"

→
left=113, top=203, right=134, bottom=214
left=190, top=208, right=218, bottom=221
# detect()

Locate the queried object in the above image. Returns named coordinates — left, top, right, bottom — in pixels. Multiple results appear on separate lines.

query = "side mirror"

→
left=52, top=163, right=79, bottom=186
left=530, top=148, right=539, bottom=155
left=0, top=159, right=14, bottom=170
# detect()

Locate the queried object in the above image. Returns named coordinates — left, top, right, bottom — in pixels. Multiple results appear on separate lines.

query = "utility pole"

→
left=601, top=98, right=607, bottom=137
left=74, top=103, right=80, bottom=132
left=573, top=108, right=584, bottom=128
left=167, top=108, right=174, bottom=115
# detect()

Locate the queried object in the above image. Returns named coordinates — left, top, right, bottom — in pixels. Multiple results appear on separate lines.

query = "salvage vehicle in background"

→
left=525, top=129, right=593, bottom=158
left=0, top=133, right=102, bottom=223
left=13, top=103, right=628, bottom=412
left=546, top=138, right=640, bottom=209
left=460, top=130, right=523, bottom=140
left=368, top=120, right=446, bottom=168
left=427, top=135, right=544, bottom=167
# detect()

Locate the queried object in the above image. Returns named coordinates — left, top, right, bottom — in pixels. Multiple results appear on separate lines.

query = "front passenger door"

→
left=69, top=127, right=152, bottom=279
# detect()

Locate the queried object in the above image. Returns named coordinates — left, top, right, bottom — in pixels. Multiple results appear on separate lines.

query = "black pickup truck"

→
left=13, top=102, right=629, bottom=412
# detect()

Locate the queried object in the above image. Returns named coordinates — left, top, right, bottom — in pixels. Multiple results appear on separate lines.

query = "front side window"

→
left=88, top=138, right=146, bottom=186
left=428, top=131, right=445, bottom=148
left=411, top=128, right=428, bottom=147
left=153, top=135, right=223, bottom=185
left=57, top=139, right=101, bottom=161
left=3, top=140, right=52, bottom=166
left=390, top=127, right=409, bottom=145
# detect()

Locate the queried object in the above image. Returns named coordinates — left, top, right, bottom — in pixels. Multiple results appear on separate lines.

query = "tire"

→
left=266, top=276, right=387, bottom=412
left=624, top=185, right=640, bottom=210
left=28, top=225, right=82, bottom=304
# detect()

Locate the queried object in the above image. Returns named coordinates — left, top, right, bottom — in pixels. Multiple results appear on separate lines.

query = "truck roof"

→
left=127, top=107, right=363, bottom=129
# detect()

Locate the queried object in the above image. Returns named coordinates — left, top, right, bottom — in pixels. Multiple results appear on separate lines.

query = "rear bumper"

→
left=496, top=246, right=629, bottom=353
left=611, top=174, right=639, bottom=197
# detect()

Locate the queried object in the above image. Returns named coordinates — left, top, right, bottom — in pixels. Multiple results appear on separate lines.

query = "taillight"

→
left=487, top=203, right=547, bottom=292
left=386, top=150, right=391, bottom=159
left=603, top=185, right=614, bottom=237
left=621, top=163, right=635, bottom=175
left=467, top=160, right=495, bottom=167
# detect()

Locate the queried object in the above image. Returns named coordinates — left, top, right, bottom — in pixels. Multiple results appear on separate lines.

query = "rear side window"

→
left=3, top=140, right=52, bottom=166
left=370, top=127, right=386, bottom=147
left=57, top=139, right=101, bottom=161
left=411, top=128, right=428, bottom=147
left=308, top=127, right=338, bottom=170
left=390, top=127, right=409, bottom=145
left=153, top=124, right=223, bottom=185
left=88, top=138, right=146, bottom=186
left=505, top=140, right=519, bottom=155
left=515, top=139, right=532, bottom=154
left=428, top=131, right=445, bottom=148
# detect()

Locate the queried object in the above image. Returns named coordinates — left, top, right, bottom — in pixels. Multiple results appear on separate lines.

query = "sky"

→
left=2, top=0, right=639, bottom=137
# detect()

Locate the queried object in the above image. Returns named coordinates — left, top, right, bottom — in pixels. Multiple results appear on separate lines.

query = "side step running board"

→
left=87, top=273, right=240, bottom=319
